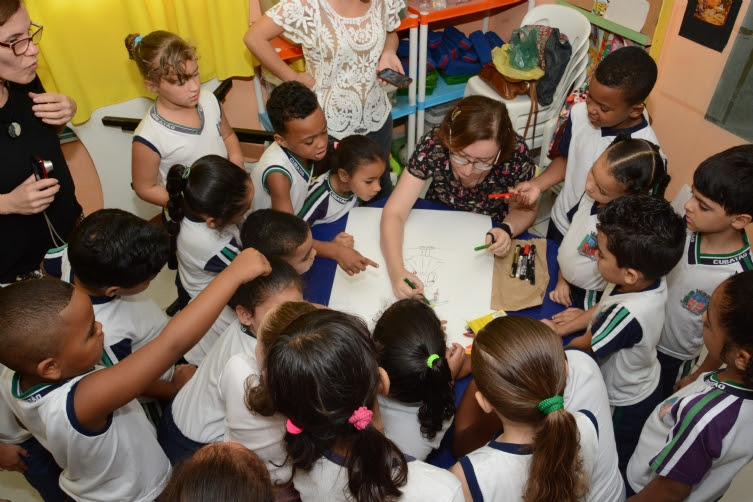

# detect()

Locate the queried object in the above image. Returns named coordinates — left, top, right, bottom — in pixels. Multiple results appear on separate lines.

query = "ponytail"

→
left=525, top=407, right=585, bottom=502
left=312, top=135, right=387, bottom=179
left=264, top=310, right=408, bottom=501
left=165, top=163, right=189, bottom=256
left=473, top=316, right=588, bottom=502
left=373, top=299, right=456, bottom=440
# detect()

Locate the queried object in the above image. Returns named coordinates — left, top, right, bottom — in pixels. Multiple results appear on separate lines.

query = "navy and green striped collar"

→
left=705, top=370, right=753, bottom=399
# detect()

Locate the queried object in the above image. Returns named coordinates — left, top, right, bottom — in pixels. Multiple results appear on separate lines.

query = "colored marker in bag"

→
left=527, top=245, right=536, bottom=285
left=510, top=245, right=521, bottom=278
left=518, top=244, right=530, bottom=280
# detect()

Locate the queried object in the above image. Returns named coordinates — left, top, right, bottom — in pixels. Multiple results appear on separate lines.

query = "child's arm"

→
left=266, top=173, right=296, bottom=214
left=140, top=364, right=197, bottom=401
left=219, top=107, right=244, bottom=169
left=0, top=442, right=29, bottom=472
left=513, top=155, right=567, bottom=207
left=550, top=270, right=572, bottom=307
left=448, top=461, right=473, bottom=502
left=244, top=17, right=316, bottom=89
left=542, top=306, right=595, bottom=337
left=674, top=353, right=722, bottom=392
left=627, top=476, right=691, bottom=502
left=131, top=142, right=168, bottom=207
left=313, top=239, right=378, bottom=276
left=446, top=343, right=471, bottom=380
left=72, top=249, right=271, bottom=431
left=451, top=379, right=502, bottom=458
left=565, top=329, right=593, bottom=353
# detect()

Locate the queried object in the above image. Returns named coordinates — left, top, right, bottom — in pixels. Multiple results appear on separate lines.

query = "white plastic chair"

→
left=464, top=4, right=591, bottom=168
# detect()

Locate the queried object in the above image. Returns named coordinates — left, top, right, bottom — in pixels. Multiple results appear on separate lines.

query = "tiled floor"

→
left=3, top=191, right=753, bottom=501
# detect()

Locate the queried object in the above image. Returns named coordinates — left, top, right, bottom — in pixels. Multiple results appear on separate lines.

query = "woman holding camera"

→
left=0, top=0, right=81, bottom=284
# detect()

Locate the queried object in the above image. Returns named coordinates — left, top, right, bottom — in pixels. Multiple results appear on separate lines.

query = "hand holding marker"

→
left=403, top=277, right=432, bottom=306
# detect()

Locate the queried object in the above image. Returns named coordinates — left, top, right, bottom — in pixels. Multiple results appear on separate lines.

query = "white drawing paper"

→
left=328, top=207, right=495, bottom=347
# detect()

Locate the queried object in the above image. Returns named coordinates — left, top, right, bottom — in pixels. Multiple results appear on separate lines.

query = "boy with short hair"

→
left=514, top=46, right=662, bottom=243
left=43, top=209, right=195, bottom=424
left=241, top=208, right=317, bottom=275
left=569, top=195, right=686, bottom=473
left=250, top=81, right=377, bottom=275
left=657, top=145, right=753, bottom=397
left=0, top=249, right=269, bottom=502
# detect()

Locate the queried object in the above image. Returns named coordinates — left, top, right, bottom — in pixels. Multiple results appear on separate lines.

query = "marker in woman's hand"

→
left=488, top=192, right=514, bottom=199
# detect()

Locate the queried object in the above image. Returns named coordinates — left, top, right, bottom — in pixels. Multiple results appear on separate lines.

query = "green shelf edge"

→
left=555, top=0, right=649, bottom=46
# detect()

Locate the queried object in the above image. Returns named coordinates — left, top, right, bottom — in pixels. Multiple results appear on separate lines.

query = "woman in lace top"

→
left=245, top=0, right=405, bottom=200
left=380, top=96, right=538, bottom=300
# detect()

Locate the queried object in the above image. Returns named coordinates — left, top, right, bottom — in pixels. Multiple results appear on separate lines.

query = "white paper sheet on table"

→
left=328, top=207, right=495, bottom=347
left=603, top=0, right=650, bottom=32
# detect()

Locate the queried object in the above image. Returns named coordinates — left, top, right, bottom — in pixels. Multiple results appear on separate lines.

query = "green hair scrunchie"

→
left=181, top=166, right=191, bottom=179
left=426, top=353, right=440, bottom=369
left=537, top=395, right=564, bottom=415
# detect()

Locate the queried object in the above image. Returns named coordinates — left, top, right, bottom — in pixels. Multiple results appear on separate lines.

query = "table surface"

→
left=303, top=198, right=568, bottom=323
left=302, top=197, right=578, bottom=468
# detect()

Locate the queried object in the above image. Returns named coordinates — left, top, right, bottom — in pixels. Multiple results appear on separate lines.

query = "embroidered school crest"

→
left=681, top=289, right=711, bottom=315
left=577, top=232, right=599, bottom=261
left=658, top=397, right=678, bottom=420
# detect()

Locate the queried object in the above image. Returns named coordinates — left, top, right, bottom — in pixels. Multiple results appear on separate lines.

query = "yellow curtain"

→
left=25, top=0, right=254, bottom=124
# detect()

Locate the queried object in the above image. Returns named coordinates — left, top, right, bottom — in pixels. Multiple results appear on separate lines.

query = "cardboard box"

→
left=563, top=0, right=662, bottom=40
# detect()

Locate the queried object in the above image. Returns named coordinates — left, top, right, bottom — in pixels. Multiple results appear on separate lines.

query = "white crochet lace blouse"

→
left=267, top=0, right=404, bottom=138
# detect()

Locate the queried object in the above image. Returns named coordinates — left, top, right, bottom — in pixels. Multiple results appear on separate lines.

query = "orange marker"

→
left=488, top=192, right=514, bottom=199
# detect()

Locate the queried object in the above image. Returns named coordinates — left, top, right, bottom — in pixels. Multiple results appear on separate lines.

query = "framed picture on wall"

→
left=679, top=0, right=743, bottom=51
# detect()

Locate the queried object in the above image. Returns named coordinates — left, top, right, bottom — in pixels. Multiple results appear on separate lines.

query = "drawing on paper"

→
left=404, top=244, right=449, bottom=307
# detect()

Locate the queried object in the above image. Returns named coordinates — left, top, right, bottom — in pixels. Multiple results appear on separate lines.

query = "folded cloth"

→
left=443, top=58, right=482, bottom=76
left=397, top=39, right=411, bottom=58
left=430, top=46, right=450, bottom=70
left=485, top=31, right=504, bottom=50
left=428, top=30, right=443, bottom=49
left=443, top=26, right=472, bottom=50
left=469, top=30, right=493, bottom=65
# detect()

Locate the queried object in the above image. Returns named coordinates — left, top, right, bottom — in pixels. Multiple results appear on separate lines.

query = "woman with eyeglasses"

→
left=0, top=0, right=81, bottom=286
left=381, top=95, right=537, bottom=300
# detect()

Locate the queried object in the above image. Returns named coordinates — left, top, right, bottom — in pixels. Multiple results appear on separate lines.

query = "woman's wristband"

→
left=498, top=222, right=513, bottom=238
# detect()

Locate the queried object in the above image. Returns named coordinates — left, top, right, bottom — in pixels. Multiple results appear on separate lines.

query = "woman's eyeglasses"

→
left=0, top=23, right=43, bottom=56
left=449, top=150, right=501, bottom=171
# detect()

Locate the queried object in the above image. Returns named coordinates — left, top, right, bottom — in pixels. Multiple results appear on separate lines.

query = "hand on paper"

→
left=392, top=270, right=424, bottom=300
left=485, top=227, right=512, bottom=257
left=333, top=232, right=355, bottom=248
left=335, top=245, right=378, bottom=276
left=549, top=273, right=572, bottom=307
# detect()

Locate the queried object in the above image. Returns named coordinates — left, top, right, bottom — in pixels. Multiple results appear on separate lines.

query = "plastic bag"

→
left=507, top=27, right=540, bottom=71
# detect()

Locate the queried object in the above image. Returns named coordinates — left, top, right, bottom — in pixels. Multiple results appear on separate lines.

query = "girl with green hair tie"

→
left=450, top=316, right=600, bottom=502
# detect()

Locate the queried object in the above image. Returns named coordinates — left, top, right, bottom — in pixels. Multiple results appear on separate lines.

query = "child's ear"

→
left=144, top=79, right=159, bottom=94
left=273, top=133, right=288, bottom=149
left=732, top=347, right=752, bottom=375
left=337, top=168, right=351, bottom=183
left=628, top=102, right=645, bottom=120
left=235, top=305, right=254, bottom=326
left=474, top=390, right=494, bottom=414
left=205, top=217, right=219, bottom=229
left=104, top=286, right=120, bottom=297
left=37, top=358, right=62, bottom=381
left=622, top=267, right=641, bottom=286
left=377, top=367, right=391, bottom=396
left=730, top=213, right=752, bottom=230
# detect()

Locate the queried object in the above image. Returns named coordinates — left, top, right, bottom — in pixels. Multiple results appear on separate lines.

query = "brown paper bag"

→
left=491, top=238, right=549, bottom=311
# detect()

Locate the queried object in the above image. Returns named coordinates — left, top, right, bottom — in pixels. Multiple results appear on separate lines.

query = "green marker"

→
left=403, top=278, right=432, bottom=306
left=474, top=242, right=492, bottom=252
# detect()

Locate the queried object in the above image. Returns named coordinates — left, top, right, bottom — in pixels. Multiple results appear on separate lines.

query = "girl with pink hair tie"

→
left=250, top=309, right=465, bottom=502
